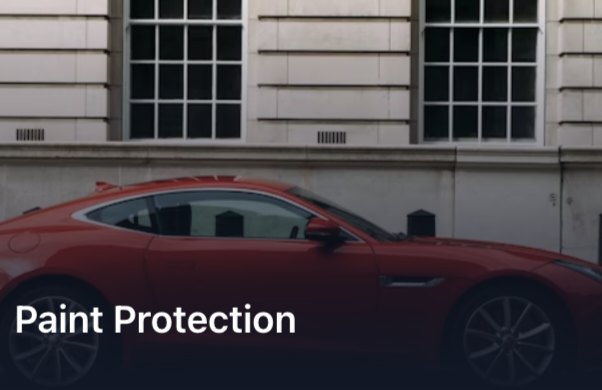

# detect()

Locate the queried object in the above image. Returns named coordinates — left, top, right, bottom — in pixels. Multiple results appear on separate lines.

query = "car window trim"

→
left=71, top=187, right=364, bottom=243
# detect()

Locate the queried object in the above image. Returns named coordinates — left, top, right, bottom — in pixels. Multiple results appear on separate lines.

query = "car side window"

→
left=153, top=191, right=313, bottom=239
left=87, top=197, right=158, bottom=234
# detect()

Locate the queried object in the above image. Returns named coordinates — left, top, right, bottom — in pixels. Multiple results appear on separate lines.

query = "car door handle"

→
left=166, top=260, right=197, bottom=270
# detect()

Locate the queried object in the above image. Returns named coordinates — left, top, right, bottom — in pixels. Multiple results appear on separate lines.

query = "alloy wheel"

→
left=8, top=296, right=99, bottom=387
left=463, top=296, right=555, bottom=387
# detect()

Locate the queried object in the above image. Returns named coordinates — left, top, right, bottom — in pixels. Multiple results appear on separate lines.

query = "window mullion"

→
left=449, top=0, right=455, bottom=142
left=211, top=0, right=218, bottom=140
left=507, top=0, right=514, bottom=143
left=154, top=0, right=160, bottom=139
left=183, top=0, right=189, bottom=140
left=478, top=0, right=484, bottom=143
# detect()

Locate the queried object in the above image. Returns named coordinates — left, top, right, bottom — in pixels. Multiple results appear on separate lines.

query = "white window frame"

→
left=123, top=0, right=248, bottom=143
left=418, top=0, right=546, bottom=146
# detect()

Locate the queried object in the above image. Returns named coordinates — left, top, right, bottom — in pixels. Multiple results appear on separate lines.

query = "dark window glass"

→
left=514, top=0, right=538, bottom=22
left=130, top=0, right=154, bottom=19
left=218, top=0, right=242, bottom=19
left=424, top=105, right=449, bottom=139
left=159, top=0, right=184, bottom=19
left=425, top=0, right=451, bottom=22
left=189, top=0, right=213, bottom=19
left=131, top=64, right=155, bottom=99
left=188, top=104, right=212, bottom=138
left=483, top=67, right=508, bottom=102
left=425, top=28, right=450, bottom=62
left=216, top=104, right=241, bottom=138
left=454, top=66, right=478, bottom=101
left=217, top=65, right=241, bottom=100
left=512, top=29, right=537, bottom=62
left=482, top=106, right=508, bottom=139
left=160, top=26, right=184, bottom=60
left=189, top=26, right=213, bottom=60
left=158, top=104, right=184, bottom=138
left=453, top=106, right=478, bottom=139
left=454, top=28, right=479, bottom=62
left=484, top=0, right=509, bottom=22
left=455, top=0, right=480, bottom=22
left=88, top=198, right=157, bottom=234
left=131, top=26, right=156, bottom=60
left=512, top=67, right=536, bottom=102
left=188, top=65, right=213, bottom=100
left=511, top=106, right=536, bottom=139
left=425, top=66, right=450, bottom=102
left=217, top=26, right=242, bottom=61
left=154, top=191, right=312, bottom=238
left=130, top=104, right=155, bottom=139
left=159, top=65, right=184, bottom=99
left=483, top=28, right=508, bottom=62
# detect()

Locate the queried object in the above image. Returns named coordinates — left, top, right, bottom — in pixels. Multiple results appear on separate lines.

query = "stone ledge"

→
left=0, top=143, right=600, bottom=167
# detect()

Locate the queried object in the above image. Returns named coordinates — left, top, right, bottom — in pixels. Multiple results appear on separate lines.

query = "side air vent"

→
left=16, top=128, right=45, bottom=141
left=318, top=131, right=347, bottom=145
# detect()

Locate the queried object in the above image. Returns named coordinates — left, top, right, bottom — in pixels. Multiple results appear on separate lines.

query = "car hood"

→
left=407, top=236, right=587, bottom=265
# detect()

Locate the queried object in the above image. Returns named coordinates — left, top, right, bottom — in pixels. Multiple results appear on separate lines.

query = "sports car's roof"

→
left=98, top=176, right=295, bottom=194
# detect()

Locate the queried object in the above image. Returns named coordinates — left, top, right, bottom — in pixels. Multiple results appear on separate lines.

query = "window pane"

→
left=131, top=64, right=155, bottom=99
left=482, top=67, right=507, bottom=102
left=159, top=104, right=184, bottom=138
left=512, top=29, right=537, bottom=62
left=424, top=105, right=449, bottom=139
left=159, top=65, right=184, bottom=99
left=216, top=104, right=241, bottom=138
left=188, top=104, right=212, bottom=138
left=514, top=0, right=538, bottom=22
left=483, top=28, right=508, bottom=62
left=425, top=66, right=449, bottom=102
left=482, top=106, right=508, bottom=139
left=131, top=26, right=156, bottom=60
left=189, top=0, right=213, bottom=19
left=87, top=198, right=156, bottom=234
left=188, top=65, right=212, bottom=100
left=189, top=26, right=213, bottom=60
left=425, top=28, right=450, bottom=62
left=453, top=106, right=478, bottom=139
left=455, top=0, right=480, bottom=22
left=130, top=104, right=155, bottom=139
left=454, top=28, right=479, bottom=62
left=159, top=0, right=183, bottom=19
left=218, top=0, right=242, bottom=19
left=484, top=0, right=509, bottom=22
left=512, top=67, right=536, bottom=102
left=217, top=26, right=242, bottom=61
left=160, top=26, right=184, bottom=60
left=217, top=65, right=241, bottom=100
left=154, top=191, right=311, bottom=239
left=454, top=67, right=478, bottom=101
left=511, top=106, right=536, bottom=139
left=425, top=0, right=451, bottom=22
left=130, top=0, right=154, bottom=19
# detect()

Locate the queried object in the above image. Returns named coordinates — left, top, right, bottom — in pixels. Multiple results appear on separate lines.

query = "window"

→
left=126, top=0, right=246, bottom=141
left=420, top=0, right=544, bottom=144
left=87, top=198, right=158, bottom=234
left=153, top=191, right=314, bottom=239
left=287, top=187, right=399, bottom=242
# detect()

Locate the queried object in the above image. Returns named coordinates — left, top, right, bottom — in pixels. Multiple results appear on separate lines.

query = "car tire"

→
left=450, top=285, right=570, bottom=389
left=0, top=284, right=119, bottom=389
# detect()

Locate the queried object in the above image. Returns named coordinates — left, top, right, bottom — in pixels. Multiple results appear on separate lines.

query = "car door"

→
left=144, top=189, right=379, bottom=349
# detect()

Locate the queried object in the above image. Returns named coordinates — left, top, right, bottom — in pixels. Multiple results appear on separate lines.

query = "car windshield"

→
left=287, top=187, right=403, bottom=242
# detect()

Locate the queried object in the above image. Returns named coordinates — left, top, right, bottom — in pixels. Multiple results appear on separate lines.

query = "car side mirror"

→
left=305, top=218, right=344, bottom=245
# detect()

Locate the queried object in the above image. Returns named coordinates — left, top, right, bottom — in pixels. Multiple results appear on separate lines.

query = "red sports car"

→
left=0, top=176, right=601, bottom=389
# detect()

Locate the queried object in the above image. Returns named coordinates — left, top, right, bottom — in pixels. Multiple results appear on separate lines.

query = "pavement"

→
left=3, top=348, right=599, bottom=390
